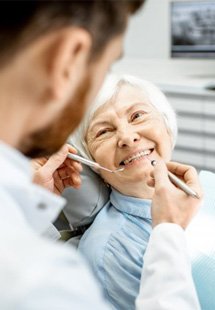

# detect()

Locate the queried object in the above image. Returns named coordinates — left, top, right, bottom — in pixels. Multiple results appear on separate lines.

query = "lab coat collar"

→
left=0, top=141, right=65, bottom=235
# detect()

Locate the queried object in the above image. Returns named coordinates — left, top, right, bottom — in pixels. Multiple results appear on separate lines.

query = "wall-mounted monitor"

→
left=171, top=1, right=215, bottom=58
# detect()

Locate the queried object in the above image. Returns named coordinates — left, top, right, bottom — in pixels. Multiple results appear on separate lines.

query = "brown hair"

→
left=0, top=0, right=144, bottom=66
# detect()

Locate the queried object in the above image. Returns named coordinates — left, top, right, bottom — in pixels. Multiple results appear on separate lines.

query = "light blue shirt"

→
left=0, top=141, right=109, bottom=309
left=79, top=171, right=215, bottom=310
left=79, top=189, right=152, bottom=309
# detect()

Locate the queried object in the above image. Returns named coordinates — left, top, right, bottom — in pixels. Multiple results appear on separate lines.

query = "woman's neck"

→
left=113, top=181, right=154, bottom=199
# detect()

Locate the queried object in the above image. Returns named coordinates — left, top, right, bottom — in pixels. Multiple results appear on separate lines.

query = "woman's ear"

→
left=168, top=130, right=175, bottom=150
left=46, top=27, right=92, bottom=101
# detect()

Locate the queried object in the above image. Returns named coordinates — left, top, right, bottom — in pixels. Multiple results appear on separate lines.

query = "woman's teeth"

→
left=120, top=149, right=153, bottom=165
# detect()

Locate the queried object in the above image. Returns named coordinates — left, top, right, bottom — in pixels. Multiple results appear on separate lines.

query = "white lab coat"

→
left=0, top=142, right=200, bottom=309
left=136, top=224, right=200, bottom=309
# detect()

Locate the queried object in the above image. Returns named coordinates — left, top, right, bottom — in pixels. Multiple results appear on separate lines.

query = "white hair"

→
left=69, top=73, right=178, bottom=162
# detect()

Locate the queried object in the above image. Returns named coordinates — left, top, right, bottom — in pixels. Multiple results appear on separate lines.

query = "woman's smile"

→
left=119, top=148, right=154, bottom=169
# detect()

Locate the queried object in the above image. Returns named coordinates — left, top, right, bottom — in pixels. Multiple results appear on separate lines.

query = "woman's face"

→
left=86, top=84, right=173, bottom=197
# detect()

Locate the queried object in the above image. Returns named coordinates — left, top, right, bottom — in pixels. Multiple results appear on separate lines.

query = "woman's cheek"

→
left=92, top=146, right=105, bottom=163
left=88, top=142, right=99, bottom=160
left=158, top=136, right=172, bottom=161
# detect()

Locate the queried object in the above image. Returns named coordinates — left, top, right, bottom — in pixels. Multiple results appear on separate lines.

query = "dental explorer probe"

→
left=150, top=159, right=200, bottom=199
left=67, top=153, right=124, bottom=173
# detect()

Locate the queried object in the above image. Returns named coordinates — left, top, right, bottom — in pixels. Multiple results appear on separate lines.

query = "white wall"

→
left=116, top=0, right=215, bottom=80
left=124, top=0, right=169, bottom=59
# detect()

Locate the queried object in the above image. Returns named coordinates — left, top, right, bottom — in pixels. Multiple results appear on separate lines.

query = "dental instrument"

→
left=67, top=153, right=124, bottom=173
left=150, top=159, right=200, bottom=199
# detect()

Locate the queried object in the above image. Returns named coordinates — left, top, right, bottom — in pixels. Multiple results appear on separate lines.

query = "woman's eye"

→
left=131, top=111, right=145, bottom=121
left=96, top=129, right=110, bottom=138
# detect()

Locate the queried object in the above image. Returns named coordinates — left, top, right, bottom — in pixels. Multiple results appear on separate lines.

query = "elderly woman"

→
left=69, top=74, right=212, bottom=310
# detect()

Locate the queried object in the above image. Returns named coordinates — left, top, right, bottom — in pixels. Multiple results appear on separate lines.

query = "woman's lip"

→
left=121, top=155, right=149, bottom=169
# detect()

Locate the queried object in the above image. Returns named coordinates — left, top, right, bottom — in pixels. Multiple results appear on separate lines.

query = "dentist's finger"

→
left=167, top=162, right=203, bottom=198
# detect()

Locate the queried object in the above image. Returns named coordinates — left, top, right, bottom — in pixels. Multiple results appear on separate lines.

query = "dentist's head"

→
left=0, top=1, right=144, bottom=158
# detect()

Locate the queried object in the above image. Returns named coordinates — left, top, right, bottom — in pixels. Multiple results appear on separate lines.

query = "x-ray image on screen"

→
left=171, top=1, right=215, bottom=58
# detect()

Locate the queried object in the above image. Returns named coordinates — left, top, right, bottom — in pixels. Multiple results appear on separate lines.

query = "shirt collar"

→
left=0, top=141, right=65, bottom=234
left=110, top=188, right=152, bottom=219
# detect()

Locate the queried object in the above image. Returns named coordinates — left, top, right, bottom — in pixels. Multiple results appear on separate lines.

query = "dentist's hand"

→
left=150, top=161, right=203, bottom=229
left=32, top=144, right=82, bottom=195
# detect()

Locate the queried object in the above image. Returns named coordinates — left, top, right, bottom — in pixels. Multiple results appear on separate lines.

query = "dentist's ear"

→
left=46, top=27, right=92, bottom=101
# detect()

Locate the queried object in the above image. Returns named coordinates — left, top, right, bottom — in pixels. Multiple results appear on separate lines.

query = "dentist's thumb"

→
left=151, top=160, right=178, bottom=228
left=152, top=160, right=171, bottom=190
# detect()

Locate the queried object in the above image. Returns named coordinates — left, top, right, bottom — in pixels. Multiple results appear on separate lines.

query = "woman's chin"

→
left=124, top=168, right=151, bottom=184
left=122, top=159, right=152, bottom=175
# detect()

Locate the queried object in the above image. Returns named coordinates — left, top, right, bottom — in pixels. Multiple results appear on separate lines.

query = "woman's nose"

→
left=117, top=130, right=140, bottom=148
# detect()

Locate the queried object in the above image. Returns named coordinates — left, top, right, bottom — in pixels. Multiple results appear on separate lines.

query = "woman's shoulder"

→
left=200, top=170, right=215, bottom=192
left=199, top=170, right=215, bottom=214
